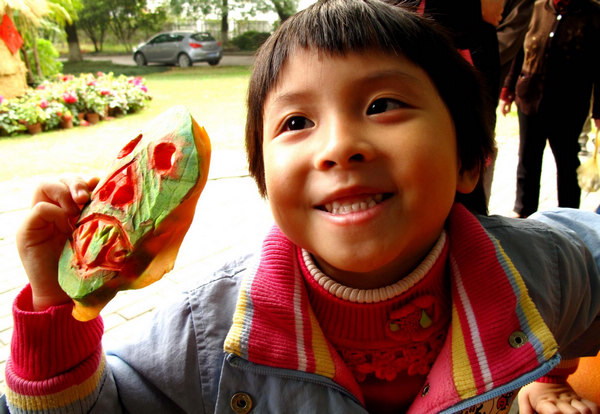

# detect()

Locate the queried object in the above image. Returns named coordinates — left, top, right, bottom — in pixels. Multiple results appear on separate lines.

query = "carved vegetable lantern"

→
left=58, top=105, right=211, bottom=321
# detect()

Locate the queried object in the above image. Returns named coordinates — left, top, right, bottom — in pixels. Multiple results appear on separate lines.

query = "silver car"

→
left=133, top=31, right=223, bottom=67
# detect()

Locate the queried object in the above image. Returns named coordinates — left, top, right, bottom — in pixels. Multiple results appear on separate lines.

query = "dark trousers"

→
left=514, top=109, right=583, bottom=217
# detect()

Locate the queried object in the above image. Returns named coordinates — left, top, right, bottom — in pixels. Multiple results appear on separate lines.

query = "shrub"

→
left=231, top=31, right=270, bottom=51
left=26, top=38, right=64, bottom=83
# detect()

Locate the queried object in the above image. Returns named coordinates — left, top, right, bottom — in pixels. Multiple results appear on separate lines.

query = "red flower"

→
left=39, top=99, right=48, bottom=109
left=100, top=89, right=111, bottom=96
left=63, top=92, right=77, bottom=104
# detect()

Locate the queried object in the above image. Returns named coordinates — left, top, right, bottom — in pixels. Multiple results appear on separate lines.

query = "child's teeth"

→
left=325, top=195, right=383, bottom=214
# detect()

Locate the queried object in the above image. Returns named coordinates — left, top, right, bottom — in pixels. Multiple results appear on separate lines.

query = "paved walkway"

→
left=0, top=114, right=598, bottom=393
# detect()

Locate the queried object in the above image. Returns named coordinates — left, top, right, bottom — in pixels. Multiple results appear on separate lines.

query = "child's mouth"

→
left=322, top=193, right=389, bottom=215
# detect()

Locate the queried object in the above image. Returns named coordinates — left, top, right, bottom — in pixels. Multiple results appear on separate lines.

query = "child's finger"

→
left=32, top=181, right=81, bottom=217
left=28, top=201, right=75, bottom=236
left=554, top=399, right=581, bottom=414
left=59, top=176, right=97, bottom=206
left=534, top=400, right=562, bottom=414
left=572, top=399, right=599, bottom=414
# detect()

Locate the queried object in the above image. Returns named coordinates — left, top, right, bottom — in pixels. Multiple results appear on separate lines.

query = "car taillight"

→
left=189, top=42, right=202, bottom=48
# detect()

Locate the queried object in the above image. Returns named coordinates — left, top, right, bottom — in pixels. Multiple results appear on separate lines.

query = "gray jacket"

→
left=89, top=208, right=600, bottom=414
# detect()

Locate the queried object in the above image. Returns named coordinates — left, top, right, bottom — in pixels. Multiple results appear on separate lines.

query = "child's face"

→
left=262, top=49, right=477, bottom=288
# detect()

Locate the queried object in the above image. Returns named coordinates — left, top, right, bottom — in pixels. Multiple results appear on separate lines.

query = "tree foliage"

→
left=106, top=0, right=146, bottom=51
left=167, top=0, right=298, bottom=42
left=78, top=0, right=111, bottom=52
left=10, top=0, right=78, bottom=82
left=78, top=0, right=167, bottom=52
left=254, top=0, right=298, bottom=23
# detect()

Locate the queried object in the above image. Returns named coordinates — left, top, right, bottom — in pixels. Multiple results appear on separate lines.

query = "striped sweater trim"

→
left=223, top=226, right=360, bottom=400
left=448, top=204, right=558, bottom=399
left=5, top=352, right=106, bottom=413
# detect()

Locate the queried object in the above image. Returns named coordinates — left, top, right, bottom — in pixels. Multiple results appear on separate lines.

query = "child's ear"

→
left=456, top=166, right=480, bottom=194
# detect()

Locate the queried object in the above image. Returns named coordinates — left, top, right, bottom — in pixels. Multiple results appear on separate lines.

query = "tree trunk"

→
left=30, top=31, right=43, bottom=79
left=20, top=48, right=35, bottom=85
left=220, top=0, right=228, bottom=45
left=65, top=22, right=83, bottom=62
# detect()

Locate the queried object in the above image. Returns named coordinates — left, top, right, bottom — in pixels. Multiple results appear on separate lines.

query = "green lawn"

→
left=0, top=65, right=251, bottom=181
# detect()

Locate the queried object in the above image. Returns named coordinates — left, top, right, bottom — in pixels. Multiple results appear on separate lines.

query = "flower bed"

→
left=0, top=72, right=151, bottom=136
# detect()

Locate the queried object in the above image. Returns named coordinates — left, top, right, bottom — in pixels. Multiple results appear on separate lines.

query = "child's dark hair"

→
left=245, top=0, right=495, bottom=214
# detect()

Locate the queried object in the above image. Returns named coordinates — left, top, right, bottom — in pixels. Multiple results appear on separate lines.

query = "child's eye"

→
left=282, top=116, right=315, bottom=132
left=366, top=98, right=406, bottom=115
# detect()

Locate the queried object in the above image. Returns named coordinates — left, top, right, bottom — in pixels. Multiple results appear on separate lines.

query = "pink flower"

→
left=139, top=85, right=148, bottom=93
left=39, top=99, right=49, bottom=109
left=100, top=89, right=111, bottom=96
left=0, top=95, right=3, bottom=104
left=87, top=80, right=97, bottom=87
left=96, top=71, right=105, bottom=77
left=36, top=85, right=46, bottom=90
left=62, top=75, right=74, bottom=82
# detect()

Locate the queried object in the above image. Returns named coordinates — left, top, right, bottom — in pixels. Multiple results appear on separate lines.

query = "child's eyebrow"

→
left=360, top=69, right=426, bottom=94
left=268, top=91, right=309, bottom=108
left=266, top=68, right=428, bottom=111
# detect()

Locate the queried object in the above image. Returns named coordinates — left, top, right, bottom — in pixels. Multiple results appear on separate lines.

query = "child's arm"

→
left=517, top=359, right=599, bottom=414
left=6, top=177, right=115, bottom=412
left=8, top=178, right=210, bottom=413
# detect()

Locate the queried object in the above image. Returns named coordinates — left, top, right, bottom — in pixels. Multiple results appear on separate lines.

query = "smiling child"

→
left=6, top=1, right=600, bottom=413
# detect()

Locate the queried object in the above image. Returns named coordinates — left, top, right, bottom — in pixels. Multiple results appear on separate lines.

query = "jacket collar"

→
left=224, top=203, right=558, bottom=410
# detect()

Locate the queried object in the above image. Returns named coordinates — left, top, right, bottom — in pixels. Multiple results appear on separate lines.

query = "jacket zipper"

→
left=439, top=353, right=561, bottom=414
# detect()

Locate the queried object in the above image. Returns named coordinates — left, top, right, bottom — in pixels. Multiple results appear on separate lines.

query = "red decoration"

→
left=0, top=14, right=24, bottom=54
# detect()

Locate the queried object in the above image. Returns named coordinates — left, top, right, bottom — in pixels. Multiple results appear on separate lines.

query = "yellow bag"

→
left=577, top=129, right=600, bottom=193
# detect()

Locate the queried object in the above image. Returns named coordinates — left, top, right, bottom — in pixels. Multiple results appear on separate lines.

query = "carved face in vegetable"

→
left=59, top=106, right=211, bottom=321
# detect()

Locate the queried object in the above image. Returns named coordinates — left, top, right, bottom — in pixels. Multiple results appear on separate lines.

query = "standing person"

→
left=500, top=0, right=600, bottom=218
left=496, top=0, right=535, bottom=85
left=6, top=1, right=600, bottom=413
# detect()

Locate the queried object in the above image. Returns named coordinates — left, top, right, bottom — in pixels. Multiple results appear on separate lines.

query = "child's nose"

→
left=314, top=121, right=376, bottom=170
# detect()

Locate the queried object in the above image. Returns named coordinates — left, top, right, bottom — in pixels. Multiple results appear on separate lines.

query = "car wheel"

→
left=134, top=53, right=147, bottom=66
left=208, top=59, right=220, bottom=66
left=178, top=54, right=192, bottom=67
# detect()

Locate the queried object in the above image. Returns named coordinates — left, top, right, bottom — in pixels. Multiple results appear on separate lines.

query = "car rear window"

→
left=191, top=33, right=215, bottom=42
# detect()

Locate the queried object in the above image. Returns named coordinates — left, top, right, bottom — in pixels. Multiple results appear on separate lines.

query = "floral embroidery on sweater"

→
left=301, top=234, right=451, bottom=383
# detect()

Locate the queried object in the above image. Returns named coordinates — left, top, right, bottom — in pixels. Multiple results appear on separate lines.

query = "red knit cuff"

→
left=536, top=358, right=579, bottom=384
left=9, top=284, right=104, bottom=381
left=500, top=87, right=515, bottom=103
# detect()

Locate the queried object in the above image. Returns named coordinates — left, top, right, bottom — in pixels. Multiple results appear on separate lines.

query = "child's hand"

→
left=16, top=176, right=99, bottom=312
left=518, top=381, right=599, bottom=414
